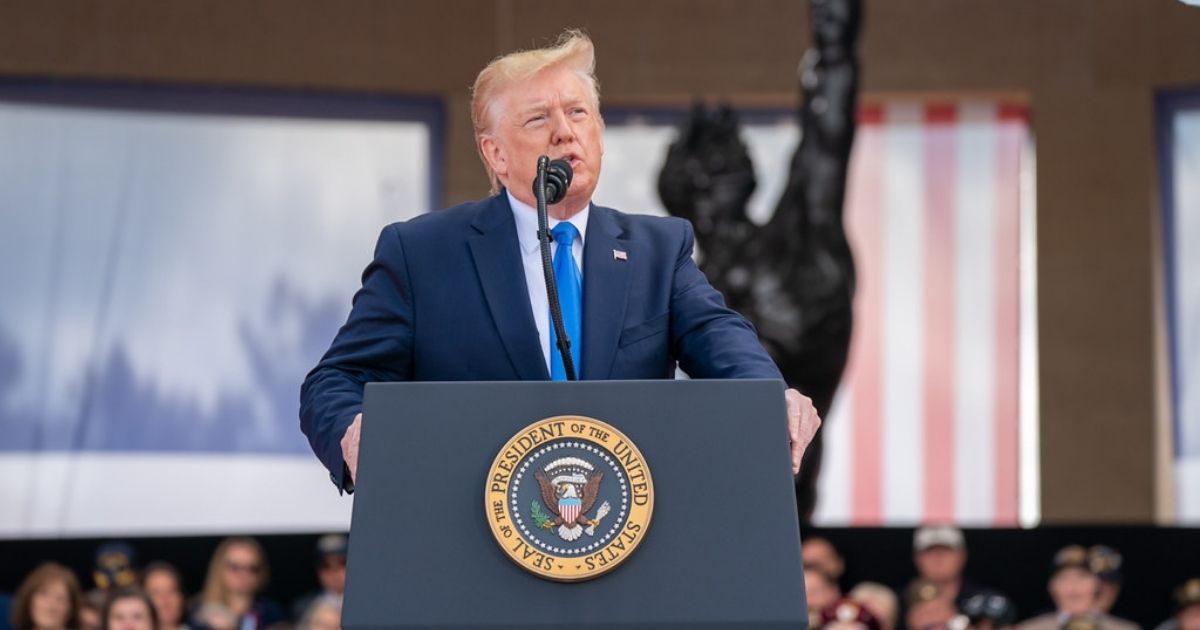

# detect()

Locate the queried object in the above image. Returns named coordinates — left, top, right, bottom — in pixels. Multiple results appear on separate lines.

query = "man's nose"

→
left=549, top=108, right=575, bottom=144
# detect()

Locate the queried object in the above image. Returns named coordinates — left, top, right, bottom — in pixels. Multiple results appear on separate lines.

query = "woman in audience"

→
left=140, top=563, right=188, bottom=630
left=101, top=588, right=158, bottom=630
left=190, top=538, right=284, bottom=630
left=9, top=563, right=83, bottom=630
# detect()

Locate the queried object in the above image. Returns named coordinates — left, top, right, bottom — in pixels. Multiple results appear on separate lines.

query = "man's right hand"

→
left=341, top=413, right=363, bottom=483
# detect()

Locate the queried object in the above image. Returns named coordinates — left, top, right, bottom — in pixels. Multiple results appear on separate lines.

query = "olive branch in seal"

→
left=530, top=500, right=552, bottom=528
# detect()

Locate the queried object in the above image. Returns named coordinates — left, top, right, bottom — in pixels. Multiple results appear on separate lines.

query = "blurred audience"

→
left=9, top=563, right=83, bottom=630
left=140, top=563, right=188, bottom=630
left=290, top=535, right=347, bottom=622
left=296, top=594, right=341, bottom=630
left=850, top=582, right=899, bottom=630
left=805, top=537, right=848, bottom=586
left=101, top=588, right=158, bottom=630
left=820, top=597, right=883, bottom=630
left=1154, top=579, right=1200, bottom=630
left=81, top=590, right=106, bottom=630
left=1017, top=545, right=1139, bottom=630
left=1089, top=546, right=1124, bottom=614
left=808, top=567, right=845, bottom=629
left=906, top=577, right=961, bottom=630
left=961, top=592, right=1018, bottom=630
left=92, top=543, right=140, bottom=594
left=190, top=538, right=284, bottom=630
left=914, top=525, right=1006, bottom=612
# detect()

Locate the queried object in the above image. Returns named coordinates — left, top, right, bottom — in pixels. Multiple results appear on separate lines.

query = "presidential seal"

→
left=485, top=415, right=654, bottom=582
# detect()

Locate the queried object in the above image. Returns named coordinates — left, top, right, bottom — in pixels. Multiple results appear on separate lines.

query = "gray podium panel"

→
left=345, top=379, right=807, bottom=629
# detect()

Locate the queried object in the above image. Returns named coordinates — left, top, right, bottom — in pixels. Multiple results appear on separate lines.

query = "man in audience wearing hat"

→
left=1087, top=546, right=1124, bottom=615
left=290, top=534, right=347, bottom=622
left=913, top=525, right=1000, bottom=612
left=1017, top=545, right=1139, bottom=630
left=1154, top=579, right=1200, bottom=630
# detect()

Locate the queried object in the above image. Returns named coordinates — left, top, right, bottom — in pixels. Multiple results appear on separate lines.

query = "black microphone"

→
left=533, top=158, right=573, bottom=205
left=534, top=155, right=577, bottom=381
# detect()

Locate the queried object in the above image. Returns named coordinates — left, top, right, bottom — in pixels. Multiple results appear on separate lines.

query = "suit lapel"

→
left=467, top=195, right=549, bottom=381
left=581, top=205, right=631, bottom=380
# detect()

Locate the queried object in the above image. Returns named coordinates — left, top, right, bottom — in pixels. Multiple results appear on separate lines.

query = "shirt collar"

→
left=507, top=189, right=590, bottom=255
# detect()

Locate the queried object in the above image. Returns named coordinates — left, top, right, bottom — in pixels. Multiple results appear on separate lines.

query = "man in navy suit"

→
left=300, top=30, right=821, bottom=493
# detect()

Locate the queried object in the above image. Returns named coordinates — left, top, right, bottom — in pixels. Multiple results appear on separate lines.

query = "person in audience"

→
left=850, top=582, right=899, bottom=630
left=87, top=543, right=139, bottom=630
left=1154, top=578, right=1200, bottom=630
left=906, top=578, right=960, bottom=630
left=819, top=597, right=883, bottom=630
left=804, top=536, right=847, bottom=586
left=1088, top=546, right=1123, bottom=614
left=140, top=563, right=187, bottom=630
left=913, top=525, right=1000, bottom=611
left=961, top=592, right=1018, bottom=630
left=190, top=538, right=285, bottom=630
left=1017, top=545, right=1139, bottom=630
left=101, top=588, right=157, bottom=630
left=291, top=534, right=348, bottom=621
left=9, top=563, right=83, bottom=630
left=92, top=543, right=140, bottom=594
left=807, top=567, right=844, bottom=629
left=296, top=595, right=341, bottom=630
left=81, top=590, right=106, bottom=630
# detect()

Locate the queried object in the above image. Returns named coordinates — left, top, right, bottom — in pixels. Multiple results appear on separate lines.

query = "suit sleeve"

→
left=299, top=223, right=415, bottom=492
left=667, top=219, right=784, bottom=380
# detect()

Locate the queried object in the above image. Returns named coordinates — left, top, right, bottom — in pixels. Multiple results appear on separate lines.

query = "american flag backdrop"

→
left=598, top=99, right=1037, bottom=528
left=813, top=102, right=1033, bottom=527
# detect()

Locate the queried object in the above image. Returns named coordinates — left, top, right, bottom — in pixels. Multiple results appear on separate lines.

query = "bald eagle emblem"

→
left=531, top=457, right=612, bottom=541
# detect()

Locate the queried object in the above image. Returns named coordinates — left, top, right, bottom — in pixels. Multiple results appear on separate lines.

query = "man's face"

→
left=480, top=65, right=603, bottom=216
left=914, top=546, right=967, bottom=584
left=143, top=570, right=184, bottom=627
left=803, top=538, right=845, bottom=580
left=1049, top=567, right=1099, bottom=615
left=317, top=555, right=347, bottom=594
left=804, top=568, right=840, bottom=613
left=1179, top=604, right=1200, bottom=630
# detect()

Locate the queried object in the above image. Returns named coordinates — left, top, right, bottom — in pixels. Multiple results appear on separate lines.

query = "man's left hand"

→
left=786, top=388, right=821, bottom=475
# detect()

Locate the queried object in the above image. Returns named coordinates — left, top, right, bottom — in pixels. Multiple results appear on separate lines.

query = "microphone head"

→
left=534, top=158, right=574, bottom=205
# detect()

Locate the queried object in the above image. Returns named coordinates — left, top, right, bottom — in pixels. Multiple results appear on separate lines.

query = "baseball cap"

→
left=914, top=525, right=965, bottom=552
left=315, top=534, right=348, bottom=560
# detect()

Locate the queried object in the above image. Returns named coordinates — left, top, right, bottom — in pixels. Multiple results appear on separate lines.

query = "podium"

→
left=343, top=379, right=808, bottom=629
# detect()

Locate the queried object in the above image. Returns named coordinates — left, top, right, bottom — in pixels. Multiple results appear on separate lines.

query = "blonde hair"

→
left=471, top=29, right=602, bottom=194
left=199, top=537, right=269, bottom=608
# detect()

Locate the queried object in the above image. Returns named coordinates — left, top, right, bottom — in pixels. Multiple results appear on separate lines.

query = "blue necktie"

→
left=549, top=222, right=582, bottom=381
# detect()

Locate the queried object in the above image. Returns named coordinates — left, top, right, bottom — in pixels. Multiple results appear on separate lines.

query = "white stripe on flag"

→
left=882, top=102, right=926, bottom=524
left=954, top=102, right=999, bottom=524
left=815, top=385, right=853, bottom=524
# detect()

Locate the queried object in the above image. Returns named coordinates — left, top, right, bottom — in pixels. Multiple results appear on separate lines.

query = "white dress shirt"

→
left=507, top=190, right=589, bottom=372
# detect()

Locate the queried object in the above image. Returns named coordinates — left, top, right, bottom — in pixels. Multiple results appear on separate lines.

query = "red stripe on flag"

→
left=922, top=105, right=958, bottom=522
left=847, top=125, right=885, bottom=524
left=993, top=121, right=1022, bottom=525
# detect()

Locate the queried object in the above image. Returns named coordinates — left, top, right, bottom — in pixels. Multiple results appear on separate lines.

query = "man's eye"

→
left=525, top=114, right=546, bottom=125
left=569, top=107, right=588, bottom=118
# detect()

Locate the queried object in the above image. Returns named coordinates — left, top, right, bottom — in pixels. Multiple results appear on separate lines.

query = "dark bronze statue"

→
left=657, top=0, right=861, bottom=522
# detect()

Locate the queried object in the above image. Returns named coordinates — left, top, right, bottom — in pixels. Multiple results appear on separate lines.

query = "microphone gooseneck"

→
left=535, top=155, right=577, bottom=381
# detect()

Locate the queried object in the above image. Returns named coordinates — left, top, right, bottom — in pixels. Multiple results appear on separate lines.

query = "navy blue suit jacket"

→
left=300, top=193, right=782, bottom=490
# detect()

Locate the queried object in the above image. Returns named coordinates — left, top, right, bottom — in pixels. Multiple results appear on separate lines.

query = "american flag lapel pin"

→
left=613, top=249, right=628, bottom=261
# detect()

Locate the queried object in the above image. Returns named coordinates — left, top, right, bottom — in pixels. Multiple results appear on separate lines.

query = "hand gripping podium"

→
left=343, top=379, right=808, bottom=629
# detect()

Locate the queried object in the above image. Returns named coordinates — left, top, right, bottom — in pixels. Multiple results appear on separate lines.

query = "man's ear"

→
left=479, top=135, right=508, bottom=180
